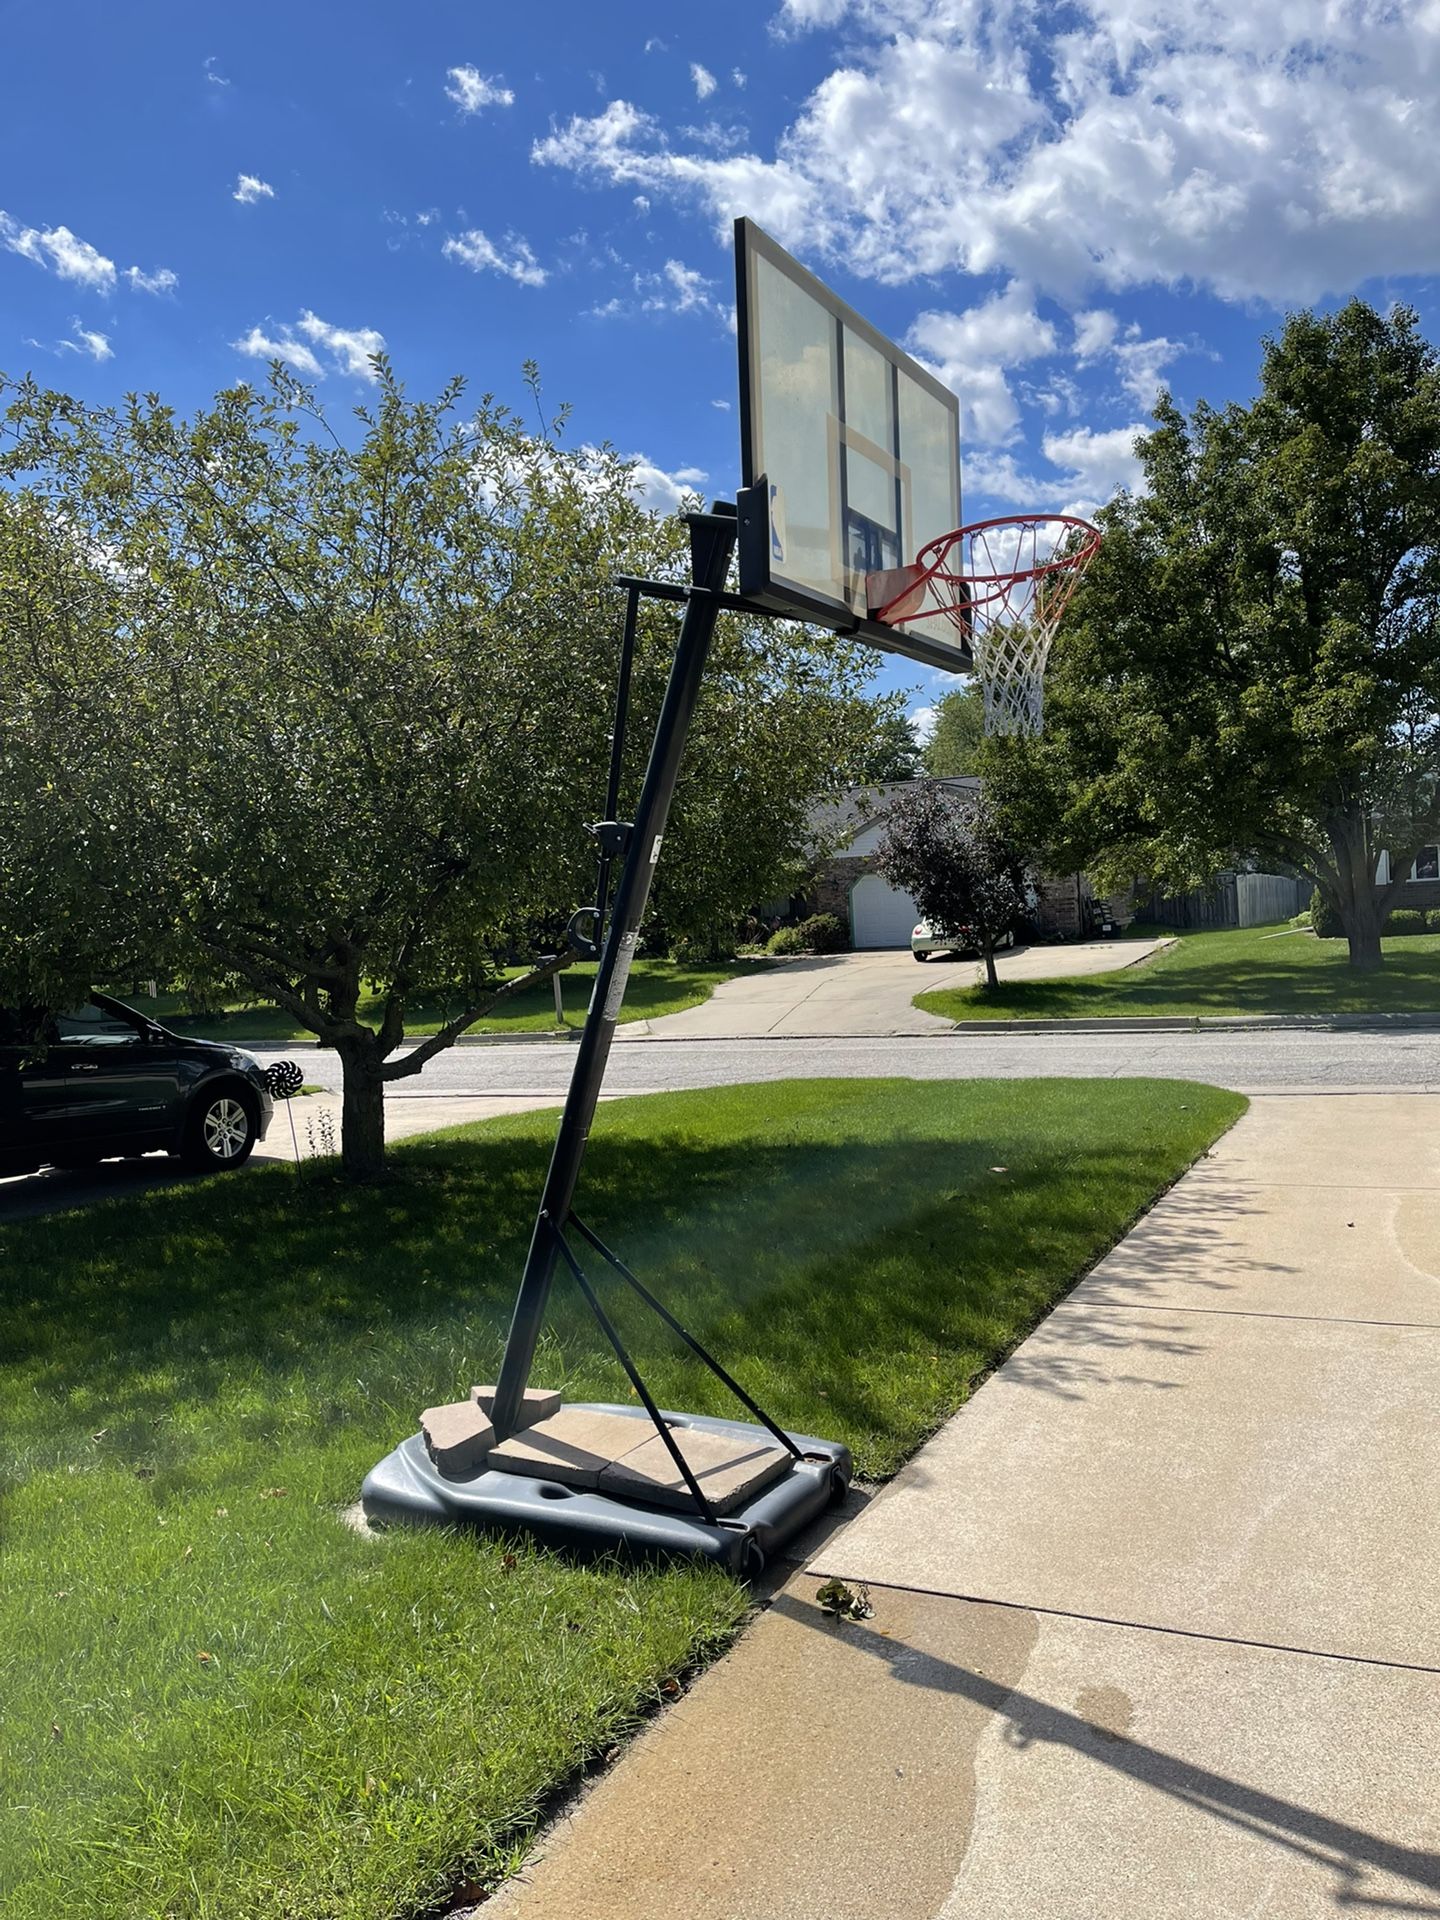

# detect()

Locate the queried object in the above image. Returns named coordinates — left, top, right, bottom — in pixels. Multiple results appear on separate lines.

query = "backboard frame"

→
left=735, top=217, right=972, bottom=675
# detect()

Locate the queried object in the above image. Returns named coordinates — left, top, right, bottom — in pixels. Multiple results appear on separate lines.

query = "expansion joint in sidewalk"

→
left=801, top=1572, right=1440, bottom=1678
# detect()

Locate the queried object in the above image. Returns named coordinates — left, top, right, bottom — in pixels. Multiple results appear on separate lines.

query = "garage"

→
left=849, top=871, right=920, bottom=949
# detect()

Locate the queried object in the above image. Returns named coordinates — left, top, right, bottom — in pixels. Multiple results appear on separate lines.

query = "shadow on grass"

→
left=1, top=1081, right=1245, bottom=1485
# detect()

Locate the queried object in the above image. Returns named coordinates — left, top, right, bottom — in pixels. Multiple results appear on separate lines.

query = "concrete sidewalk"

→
left=486, top=1093, right=1440, bottom=1919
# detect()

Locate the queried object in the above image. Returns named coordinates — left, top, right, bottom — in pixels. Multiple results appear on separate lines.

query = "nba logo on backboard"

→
left=768, top=483, right=788, bottom=566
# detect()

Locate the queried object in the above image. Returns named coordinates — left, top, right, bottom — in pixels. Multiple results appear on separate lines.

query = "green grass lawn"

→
left=125, top=959, right=754, bottom=1044
left=916, top=922, right=1440, bottom=1023
left=1, top=1076, right=1244, bottom=1920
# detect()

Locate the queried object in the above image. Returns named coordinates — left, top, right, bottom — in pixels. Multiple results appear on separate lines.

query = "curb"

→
left=236, top=1031, right=582, bottom=1052
left=936, top=1012, right=1440, bottom=1035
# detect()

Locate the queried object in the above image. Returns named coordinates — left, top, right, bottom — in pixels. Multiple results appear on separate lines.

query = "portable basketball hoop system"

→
left=362, top=221, right=1099, bottom=1573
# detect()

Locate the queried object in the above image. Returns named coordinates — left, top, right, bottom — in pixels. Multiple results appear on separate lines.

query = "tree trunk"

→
left=982, top=943, right=999, bottom=990
left=1327, top=815, right=1385, bottom=973
left=1344, top=905, right=1384, bottom=972
left=336, top=1038, right=388, bottom=1181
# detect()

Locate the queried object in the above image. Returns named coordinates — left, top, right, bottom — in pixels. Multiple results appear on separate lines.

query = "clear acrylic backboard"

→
left=735, top=217, right=971, bottom=674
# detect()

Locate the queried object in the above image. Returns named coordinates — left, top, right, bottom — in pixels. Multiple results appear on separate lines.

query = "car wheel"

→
left=183, top=1087, right=259, bottom=1171
left=913, top=950, right=930, bottom=962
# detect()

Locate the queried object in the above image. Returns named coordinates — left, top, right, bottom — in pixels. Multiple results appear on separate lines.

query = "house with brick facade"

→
left=802, top=779, right=1128, bottom=949
left=1378, top=843, right=1440, bottom=915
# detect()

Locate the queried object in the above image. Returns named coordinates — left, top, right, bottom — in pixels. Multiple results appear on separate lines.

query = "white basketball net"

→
left=872, top=515, right=1101, bottom=737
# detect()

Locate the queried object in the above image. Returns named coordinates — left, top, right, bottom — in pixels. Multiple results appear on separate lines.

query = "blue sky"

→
left=5, top=0, right=1440, bottom=724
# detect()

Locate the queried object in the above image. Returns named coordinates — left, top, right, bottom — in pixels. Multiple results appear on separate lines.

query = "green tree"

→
left=0, top=489, right=165, bottom=1011
left=1, top=365, right=894, bottom=1173
left=924, top=684, right=985, bottom=776
left=875, top=785, right=1026, bottom=989
left=991, top=300, right=1440, bottom=971
left=852, top=706, right=924, bottom=782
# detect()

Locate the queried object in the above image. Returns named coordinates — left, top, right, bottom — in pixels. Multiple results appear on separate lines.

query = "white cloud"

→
left=909, top=703, right=938, bottom=745
left=732, top=68, right=747, bottom=89
left=445, top=66, right=515, bottom=115
left=690, top=62, right=717, bottom=100
left=233, top=174, right=274, bottom=205
left=442, top=228, right=547, bottom=286
left=67, top=318, right=113, bottom=362
left=644, top=36, right=668, bottom=54
left=1073, top=309, right=1119, bottom=362
left=232, top=326, right=325, bottom=378
left=774, top=0, right=852, bottom=32
left=473, top=434, right=706, bottom=517
left=963, top=422, right=1147, bottom=521
left=0, top=213, right=116, bottom=289
left=232, top=311, right=385, bottom=381
left=624, top=455, right=709, bottom=511
left=203, top=55, right=229, bottom=86
left=533, top=101, right=820, bottom=245
left=1071, top=307, right=1191, bottom=408
left=1041, top=424, right=1147, bottom=503
left=711, top=397, right=731, bottom=410
left=294, top=310, right=386, bottom=377
left=909, top=282, right=1059, bottom=446
left=531, top=3, right=1440, bottom=306
left=23, top=317, right=115, bottom=363
left=126, top=264, right=178, bottom=295
left=640, top=257, right=716, bottom=315
left=1111, top=330, right=1186, bottom=408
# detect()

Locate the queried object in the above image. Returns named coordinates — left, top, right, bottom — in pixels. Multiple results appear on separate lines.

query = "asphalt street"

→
left=249, top=1027, right=1440, bottom=1100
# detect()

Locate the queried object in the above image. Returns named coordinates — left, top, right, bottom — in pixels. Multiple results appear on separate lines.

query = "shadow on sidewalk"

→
left=776, top=1590, right=1440, bottom=1913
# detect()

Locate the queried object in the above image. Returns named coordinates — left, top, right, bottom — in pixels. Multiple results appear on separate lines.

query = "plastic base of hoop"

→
left=360, top=1404, right=852, bottom=1578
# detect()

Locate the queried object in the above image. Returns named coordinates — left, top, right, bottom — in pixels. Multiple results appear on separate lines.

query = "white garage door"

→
left=850, top=872, right=920, bottom=949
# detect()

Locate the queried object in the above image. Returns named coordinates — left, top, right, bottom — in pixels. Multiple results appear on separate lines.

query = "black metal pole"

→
left=489, top=504, right=739, bottom=1440
left=593, top=581, right=641, bottom=942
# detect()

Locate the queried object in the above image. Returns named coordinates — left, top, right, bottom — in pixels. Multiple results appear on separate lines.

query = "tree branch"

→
left=380, top=951, right=573, bottom=1081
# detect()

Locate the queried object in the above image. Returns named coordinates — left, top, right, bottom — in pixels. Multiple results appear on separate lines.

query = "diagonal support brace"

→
left=547, top=1218, right=720, bottom=1526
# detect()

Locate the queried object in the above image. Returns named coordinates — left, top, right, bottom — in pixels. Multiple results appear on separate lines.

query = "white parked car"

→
left=911, top=919, right=1018, bottom=961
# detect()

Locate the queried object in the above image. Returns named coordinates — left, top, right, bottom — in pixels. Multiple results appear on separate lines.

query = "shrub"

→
left=796, top=913, right=847, bottom=953
left=765, top=925, right=809, bottom=956
left=1384, top=908, right=1428, bottom=936
left=1310, top=888, right=1344, bottom=938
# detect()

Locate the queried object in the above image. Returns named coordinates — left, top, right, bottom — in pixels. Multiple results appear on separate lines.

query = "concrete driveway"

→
left=618, top=938, right=1170, bottom=1041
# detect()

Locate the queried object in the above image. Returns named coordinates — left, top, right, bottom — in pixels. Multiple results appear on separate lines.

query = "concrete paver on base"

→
left=488, top=1407, right=655, bottom=1489
left=485, top=1092, right=1440, bottom=1919
left=596, top=1427, right=791, bottom=1514
left=419, top=1399, right=494, bottom=1476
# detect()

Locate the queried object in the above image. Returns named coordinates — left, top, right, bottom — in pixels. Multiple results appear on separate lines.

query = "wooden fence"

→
left=1136, top=872, right=1309, bottom=931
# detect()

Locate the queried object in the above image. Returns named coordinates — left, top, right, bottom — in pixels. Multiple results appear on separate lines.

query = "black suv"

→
left=0, top=994, right=274, bottom=1178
